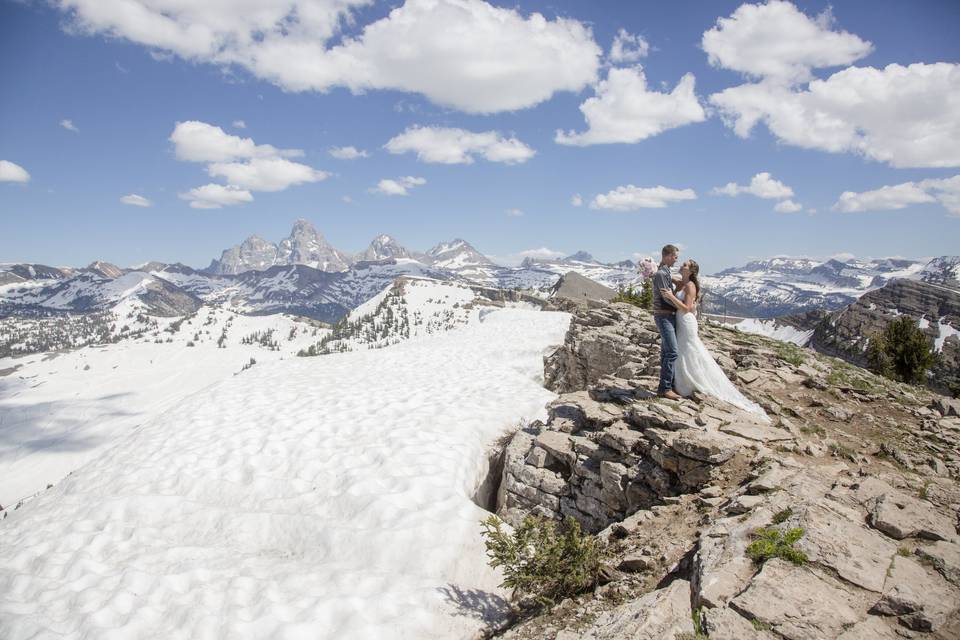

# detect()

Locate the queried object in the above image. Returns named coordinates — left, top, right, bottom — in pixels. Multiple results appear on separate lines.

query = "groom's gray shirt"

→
left=652, top=264, right=676, bottom=313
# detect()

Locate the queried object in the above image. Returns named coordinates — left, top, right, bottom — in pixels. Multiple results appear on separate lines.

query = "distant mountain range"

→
left=1, top=218, right=957, bottom=325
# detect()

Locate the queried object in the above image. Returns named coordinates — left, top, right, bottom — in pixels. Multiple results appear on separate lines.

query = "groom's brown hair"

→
left=661, top=244, right=679, bottom=257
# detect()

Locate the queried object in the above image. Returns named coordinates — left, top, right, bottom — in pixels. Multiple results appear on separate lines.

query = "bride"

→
left=659, top=260, right=770, bottom=421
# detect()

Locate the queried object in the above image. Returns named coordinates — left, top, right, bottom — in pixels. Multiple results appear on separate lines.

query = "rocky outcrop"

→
left=494, top=300, right=960, bottom=639
left=550, top=272, right=617, bottom=304
left=809, top=278, right=960, bottom=391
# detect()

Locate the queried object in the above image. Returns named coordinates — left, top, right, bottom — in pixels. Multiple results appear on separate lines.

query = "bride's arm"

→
left=660, top=283, right=697, bottom=313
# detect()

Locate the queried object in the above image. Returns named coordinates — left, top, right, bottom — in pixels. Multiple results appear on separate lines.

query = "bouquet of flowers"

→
left=637, top=256, right=657, bottom=282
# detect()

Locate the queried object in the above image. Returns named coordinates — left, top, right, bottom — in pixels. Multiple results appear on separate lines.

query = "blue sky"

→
left=1, top=0, right=958, bottom=273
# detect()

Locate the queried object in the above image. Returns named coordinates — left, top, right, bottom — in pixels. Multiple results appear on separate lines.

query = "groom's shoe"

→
left=658, top=390, right=682, bottom=400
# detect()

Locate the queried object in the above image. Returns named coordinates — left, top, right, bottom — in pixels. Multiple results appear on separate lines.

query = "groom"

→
left=653, top=244, right=682, bottom=399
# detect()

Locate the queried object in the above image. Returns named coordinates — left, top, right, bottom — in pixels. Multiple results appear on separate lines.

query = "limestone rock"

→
left=702, top=606, right=778, bottom=639
left=575, top=579, right=694, bottom=639
left=870, top=555, right=959, bottom=632
left=916, top=540, right=960, bottom=586
left=730, top=560, right=865, bottom=640
left=869, top=492, right=956, bottom=541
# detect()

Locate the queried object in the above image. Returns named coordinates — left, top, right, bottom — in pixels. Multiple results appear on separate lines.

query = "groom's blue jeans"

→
left=655, top=313, right=678, bottom=394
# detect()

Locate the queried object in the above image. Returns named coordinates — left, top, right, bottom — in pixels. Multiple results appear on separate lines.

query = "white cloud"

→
left=833, top=176, right=960, bottom=216
left=171, top=120, right=328, bottom=205
left=179, top=183, right=254, bottom=209
left=370, top=176, right=426, bottom=196
left=609, top=29, right=648, bottom=64
left=232, top=119, right=246, bottom=129
left=57, top=0, right=602, bottom=114
left=207, top=157, right=329, bottom=192
left=0, top=160, right=30, bottom=183
left=384, top=126, right=535, bottom=164
left=702, top=3, right=960, bottom=169
left=489, top=247, right=566, bottom=266
left=590, top=185, right=697, bottom=211
left=555, top=66, right=706, bottom=146
left=60, top=119, right=79, bottom=132
left=571, top=193, right=583, bottom=207
left=120, top=193, right=152, bottom=207
left=342, top=195, right=354, bottom=204
left=711, top=63, right=960, bottom=169
left=170, top=120, right=299, bottom=163
left=712, top=172, right=794, bottom=199
left=329, top=146, right=370, bottom=160
left=773, top=199, right=803, bottom=213
left=701, top=0, right=872, bottom=84
left=506, top=208, right=524, bottom=217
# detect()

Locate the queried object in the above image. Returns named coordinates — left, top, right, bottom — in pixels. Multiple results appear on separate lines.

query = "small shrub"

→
left=746, top=526, right=808, bottom=566
left=775, top=343, right=806, bottom=367
left=772, top=508, right=793, bottom=524
left=480, top=514, right=608, bottom=608
left=867, top=317, right=938, bottom=386
left=613, top=279, right=653, bottom=310
left=752, top=618, right=772, bottom=631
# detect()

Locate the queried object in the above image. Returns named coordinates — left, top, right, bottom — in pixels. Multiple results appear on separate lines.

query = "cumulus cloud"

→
left=711, top=63, right=960, bottom=169
left=773, top=199, right=803, bottom=213
left=505, top=208, right=524, bottom=217
left=571, top=193, right=583, bottom=207
left=170, top=120, right=328, bottom=207
left=590, top=185, right=697, bottom=211
left=179, top=184, right=254, bottom=209
left=703, top=3, right=959, bottom=168
left=555, top=66, right=706, bottom=146
left=384, top=126, right=535, bottom=164
left=60, top=119, right=79, bottom=132
left=170, top=121, right=299, bottom=163
left=329, top=146, right=369, bottom=160
left=489, top=247, right=566, bottom=266
left=232, top=119, right=246, bottom=129
left=120, top=193, right=152, bottom=207
left=609, top=29, right=648, bottom=64
left=833, top=176, right=960, bottom=216
left=712, top=172, right=794, bottom=199
left=0, top=160, right=30, bottom=183
left=207, top=157, right=329, bottom=192
left=56, top=0, right=602, bottom=114
left=702, top=1, right=872, bottom=84
left=370, top=176, right=426, bottom=196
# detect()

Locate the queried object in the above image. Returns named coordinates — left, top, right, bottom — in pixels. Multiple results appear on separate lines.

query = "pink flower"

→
left=637, top=256, right=657, bottom=280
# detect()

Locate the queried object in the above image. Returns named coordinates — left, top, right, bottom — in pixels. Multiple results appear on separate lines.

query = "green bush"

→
left=746, top=526, right=808, bottom=566
left=480, top=514, right=608, bottom=607
left=866, top=316, right=938, bottom=385
left=613, top=279, right=652, bottom=310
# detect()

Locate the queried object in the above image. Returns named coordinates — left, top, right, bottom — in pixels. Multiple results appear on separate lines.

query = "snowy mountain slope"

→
left=517, top=255, right=639, bottom=290
left=918, top=256, right=960, bottom=290
left=298, top=277, right=540, bottom=354
left=0, top=307, right=570, bottom=639
left=0, top=306, right=327, bottom=506
left=0, top=270, right=202, bottom=317
left=701, top=256, right=929, bottom=317
left=357, top=234, right=418, bottom=261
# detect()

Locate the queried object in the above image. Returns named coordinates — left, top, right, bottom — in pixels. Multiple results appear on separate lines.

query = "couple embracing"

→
left=650, top=244, right=768, bottom=420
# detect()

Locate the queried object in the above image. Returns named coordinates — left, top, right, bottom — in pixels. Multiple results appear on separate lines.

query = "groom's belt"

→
left=653, top=309, right=676, bottom=315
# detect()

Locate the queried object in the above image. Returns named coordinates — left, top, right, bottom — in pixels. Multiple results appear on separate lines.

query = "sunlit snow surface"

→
left=0, top=307, right=570, bottom=639
left=732, top=318, right=814, bottom=346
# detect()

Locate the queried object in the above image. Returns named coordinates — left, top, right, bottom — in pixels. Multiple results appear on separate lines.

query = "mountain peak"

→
left=425, top=238, right=494, bottom=269
left=358, top=234, right=414, bottom=262
left=564, top=251, right=597, bottom=263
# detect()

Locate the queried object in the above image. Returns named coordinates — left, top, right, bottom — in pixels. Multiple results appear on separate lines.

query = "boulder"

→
left=869, top=492, right=955, bottom=541
left=702, top=606, right=778, bottom=639
left=916, top=540, right=960, bottom=586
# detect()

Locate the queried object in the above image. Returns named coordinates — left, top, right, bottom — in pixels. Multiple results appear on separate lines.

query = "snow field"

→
left=0, top=307, right=571, bottom=639
left=732, top=318, right=814, bottom=346
left=0, top=306, right=326, bottom=506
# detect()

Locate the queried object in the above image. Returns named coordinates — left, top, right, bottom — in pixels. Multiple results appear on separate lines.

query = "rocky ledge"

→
left=491, top=300, right=960, bottom=639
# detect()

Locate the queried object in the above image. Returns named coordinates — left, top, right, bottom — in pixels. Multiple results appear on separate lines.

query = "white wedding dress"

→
left=673, top=291, right=770, bottom=421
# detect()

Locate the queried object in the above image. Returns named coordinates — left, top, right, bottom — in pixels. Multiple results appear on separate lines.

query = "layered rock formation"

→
left=492, top=299, right=960, bottom=639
